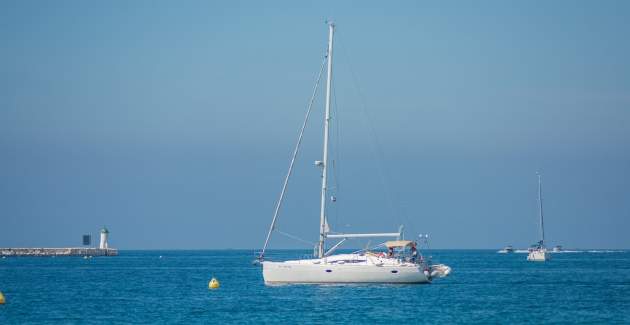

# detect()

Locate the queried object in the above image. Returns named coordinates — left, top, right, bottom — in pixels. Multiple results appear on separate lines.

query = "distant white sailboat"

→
left=257, top=22, right=450, bottom=284
left=527, top=172, right=550, bottom=262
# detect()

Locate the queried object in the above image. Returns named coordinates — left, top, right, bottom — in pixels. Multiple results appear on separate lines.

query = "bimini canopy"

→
left=385, top=240, right=415, bottom=248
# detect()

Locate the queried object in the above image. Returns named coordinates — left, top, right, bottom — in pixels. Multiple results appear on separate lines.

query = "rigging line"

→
left=332, top=73, right=341, bottom=193
left=331, top=74, right=342, bottom=228
left=259, top=54, right=328, bottom=260
left=340, top=44, right=401, bottom=225
left=351, top=242, right=386, bottom=254
left=276, top=229, right=317, bottom=246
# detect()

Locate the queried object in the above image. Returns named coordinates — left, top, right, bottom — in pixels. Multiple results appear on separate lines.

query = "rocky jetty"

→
left=0, top=248, right=118, bottom=257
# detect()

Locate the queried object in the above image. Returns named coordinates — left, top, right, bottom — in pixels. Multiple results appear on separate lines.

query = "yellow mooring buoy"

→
left=208, top=277, right=220, bottom=289
left=0, top=291, right=6, bottom=304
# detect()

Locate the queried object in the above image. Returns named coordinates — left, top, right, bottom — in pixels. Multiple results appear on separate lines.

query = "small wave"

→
left=550, top=250, right=625, bottom=253
left=500, top=249, right=626, bottom=254
left=496, top=249, right=529, bottom=253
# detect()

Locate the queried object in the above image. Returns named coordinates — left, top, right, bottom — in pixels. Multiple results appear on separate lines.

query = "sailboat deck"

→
left=279, top=253, right=421, bottom=267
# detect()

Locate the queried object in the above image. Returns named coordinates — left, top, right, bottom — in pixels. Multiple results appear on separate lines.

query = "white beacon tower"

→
left=99, top=227, right=109, bottom=249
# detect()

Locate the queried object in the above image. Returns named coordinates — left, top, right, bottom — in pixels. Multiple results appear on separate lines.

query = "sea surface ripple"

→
left=1, top=249, right=629, bottom=324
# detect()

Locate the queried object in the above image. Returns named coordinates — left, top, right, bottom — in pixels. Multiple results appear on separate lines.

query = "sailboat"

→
left=257, top=22, right=450, bottom=284
left=527, top=172, right=550, bottom=261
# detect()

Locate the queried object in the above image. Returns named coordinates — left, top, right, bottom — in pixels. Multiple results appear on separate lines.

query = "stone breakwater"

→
left=0, top=248, right=118, bottom=257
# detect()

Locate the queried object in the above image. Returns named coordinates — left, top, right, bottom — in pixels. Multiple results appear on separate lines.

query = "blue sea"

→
left=1, top=250, right=629, bottom=324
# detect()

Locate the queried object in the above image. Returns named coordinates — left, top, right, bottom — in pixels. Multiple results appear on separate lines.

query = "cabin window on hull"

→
left=325, top=269, right=332, bottom=273
left=391, top=270, right=398, bottom=274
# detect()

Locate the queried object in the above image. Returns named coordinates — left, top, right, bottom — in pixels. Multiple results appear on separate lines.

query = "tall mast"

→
left=537, top=171, right=545, bottom=246
left=318, top=21, right=335, bottom=258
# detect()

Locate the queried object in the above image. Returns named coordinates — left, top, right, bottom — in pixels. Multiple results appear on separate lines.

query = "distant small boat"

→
left=527, top=172, right=550, bottom=262
left=498, top=245, right=515, bottom=253
left=552, top=245, right=563, bottom=252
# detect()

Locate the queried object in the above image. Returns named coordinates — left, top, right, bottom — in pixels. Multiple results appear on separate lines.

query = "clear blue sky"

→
left=1, top=1, right=629, bottom=249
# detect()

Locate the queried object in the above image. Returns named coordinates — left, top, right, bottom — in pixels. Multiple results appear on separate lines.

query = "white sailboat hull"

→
left=262, top=261, right=431, bottom=284
left=527, top=249, right=550, bottom=261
